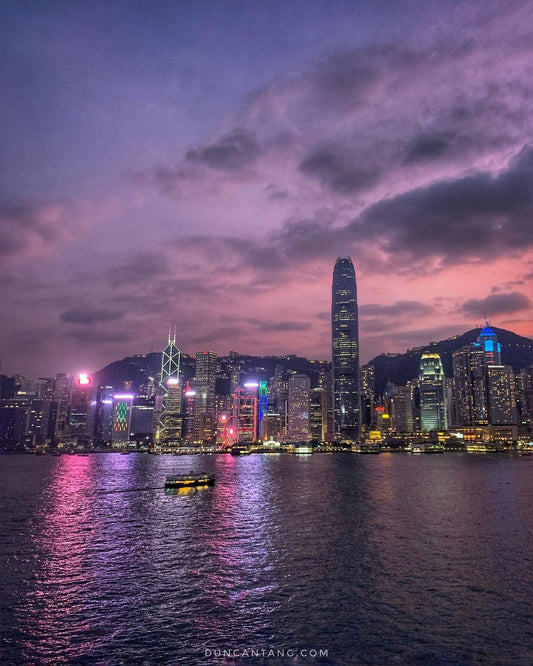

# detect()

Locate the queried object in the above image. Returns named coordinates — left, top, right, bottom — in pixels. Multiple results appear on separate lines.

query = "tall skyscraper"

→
left=288, top=374, right=311, bottom=441
left=390, top=385, right=414, bottom=432
left=332, top=256, right=360, bottom=441
left=112, top=394, right=134, bottom=443
left=232, top=384, right=258, bottom=443
left=419, top=353, right=448, bottom=431
left=193, top=351, right=217, bottom=443
left=68, top=374, right=95, bottom=446
left=159, top=328, right=181, bottom=442
left=486, top=365, right=516, bottom=425
left=478, top=322, right=502, bottom=366
left=310, top=386, right=327, bottom=441
left=452, top=344, right=488, bottom=426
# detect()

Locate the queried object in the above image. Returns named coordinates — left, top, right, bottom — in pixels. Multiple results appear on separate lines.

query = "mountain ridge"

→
left=369, top=327, right=533, bottom=395
left=94, top=327, right=532, bottom=397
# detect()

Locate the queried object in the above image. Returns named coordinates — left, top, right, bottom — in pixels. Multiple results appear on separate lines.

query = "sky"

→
left=1, top=0, right=532, bottom=378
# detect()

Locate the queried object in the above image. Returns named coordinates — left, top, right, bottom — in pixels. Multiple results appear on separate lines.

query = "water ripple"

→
left=0, top=453, right=532, bottom=664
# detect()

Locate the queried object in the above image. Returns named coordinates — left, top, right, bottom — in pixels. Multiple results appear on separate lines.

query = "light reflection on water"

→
left=0, top=452, right=532, bottom=665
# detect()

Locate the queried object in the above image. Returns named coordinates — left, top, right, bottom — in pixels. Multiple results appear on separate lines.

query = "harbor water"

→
left=0, top=452, right=532, bottom=665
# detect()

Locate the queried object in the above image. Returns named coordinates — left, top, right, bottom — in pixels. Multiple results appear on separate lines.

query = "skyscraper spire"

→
left=168, top=325, right=176, bottom=345
left=331, top=256, right=361, bottom=441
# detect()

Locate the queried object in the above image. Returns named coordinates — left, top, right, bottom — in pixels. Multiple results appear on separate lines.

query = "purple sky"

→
left=1, top=0, right=532, bottom=378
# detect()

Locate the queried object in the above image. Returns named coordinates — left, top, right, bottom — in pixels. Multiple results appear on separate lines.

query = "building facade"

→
left=419, top=353, right=448, bottom=431
left=332, top=256, right=360, bottom=441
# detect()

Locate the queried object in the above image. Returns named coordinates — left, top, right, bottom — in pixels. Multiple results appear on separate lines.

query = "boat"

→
left=466, top=443, right=497, bottom=454
left=230, top=445, right=251, bottom=455
left=164, top=473, right=215, bottom=489
left=423, top=444, right=445, bottom=454
left=357, top=444, right=380, bottom=454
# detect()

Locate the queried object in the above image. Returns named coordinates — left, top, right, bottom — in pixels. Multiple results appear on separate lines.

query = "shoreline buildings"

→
left=0, top=262, right=531, bottom=450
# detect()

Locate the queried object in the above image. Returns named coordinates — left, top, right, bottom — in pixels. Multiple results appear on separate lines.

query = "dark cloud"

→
left=310, top=46, right=422, bottom=103
left=350, top=144, right=533, bottom=265
left=186, top=128, right=260, bottom=171
left=270, top=216, right=345, bottom=262
left=360, top=301, right=434, bottom=317
left=195, top=327, right=243, bottom=345
left=264, top=184, right=289, bottom=201
left=65, top=329, right=133, bottom=344
left=0, top=200, right=79, bottom=260
left=311, top=51, right=378, bottom=102
left=402, top=133, right=453, bottom=164
left=164, top=145, right=533, bottom=279
left=299, top=145, right=380, bottom=194
left=461, top=292, right=531, bottom=317
left=106, top=252, right=168, bottom=286
left=60, top=307, right=124, bottom=325
left=259, top=321, right=311, bottom=332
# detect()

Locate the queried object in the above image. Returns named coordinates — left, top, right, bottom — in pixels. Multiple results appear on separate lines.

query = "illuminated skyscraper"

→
left=477, top=322, right=502, bottom=366
left=160, top=379, right=182, bottom=443
left=487, top=365, right=516, bottom=425
left=419, top=353, right=448, bottom=431
left=93, top=385, right=114, bottom=445
left=159, top=328, right=181, bottom=442
left=332, top=256, right=360, bottom=440
left=182, top=381, right=196, bottom=442
left=258, top=380, right=268, bottom=438
left=68, top=373, right=94, bottom=446
left=310, top=387, right=327, bottom=441
left=390, top=385, right=414, bottom=432
left=288, top=374, right=311, bottom=441
left=112, top=394, right=134, bottom=443
left=51, top=373, right=71, bottom=443
left=452, top=344, right=488, bottom=426
left=193, top=351, right=217, bottom=443
left=232, top=384, right=258, bottom=443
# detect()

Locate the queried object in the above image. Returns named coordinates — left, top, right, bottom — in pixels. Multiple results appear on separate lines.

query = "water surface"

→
left=0, top=452, right=531, bottom=665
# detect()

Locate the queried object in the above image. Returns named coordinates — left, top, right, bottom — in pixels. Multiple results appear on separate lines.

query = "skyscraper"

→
left=159, top=328, right=181, bottom=442
left=288, top=374, right=311, bottom=441
left=332, top=256, right=360, bottom=441
left=477, top=322, right=502, bottom=366
left=193, top=351, right=217, bottom=443
left=486, top=365, right=516, bottom=425
left=419, top=353, right=448, bottom=431
left=452, top=344, right=488, bottom=426
left=112, top=394, right=134, bottom=444
left=232, top=384, right=257, bottom=443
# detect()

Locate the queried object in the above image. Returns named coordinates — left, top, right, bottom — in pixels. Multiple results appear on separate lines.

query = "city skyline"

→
left=1, top=1, right=532, bottom=378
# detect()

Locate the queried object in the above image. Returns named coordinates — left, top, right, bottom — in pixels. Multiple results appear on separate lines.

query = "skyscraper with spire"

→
left=332, top=256, right=360, bottom=441
left=158, top=327, right=181, bottom=442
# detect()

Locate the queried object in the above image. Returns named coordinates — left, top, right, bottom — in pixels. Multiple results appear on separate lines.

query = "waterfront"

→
left=1, top=453, right=532, bottom=665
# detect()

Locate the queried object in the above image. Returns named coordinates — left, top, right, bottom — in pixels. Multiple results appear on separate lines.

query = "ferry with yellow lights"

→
left=164, top=473, right=215, bottom=490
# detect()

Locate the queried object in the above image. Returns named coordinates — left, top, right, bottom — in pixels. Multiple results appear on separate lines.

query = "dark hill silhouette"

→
left=94, top=327, right=532, bottom=397
left=95, top=352, right=330, bottom=392
left=370, top=327, right=533, bottom=396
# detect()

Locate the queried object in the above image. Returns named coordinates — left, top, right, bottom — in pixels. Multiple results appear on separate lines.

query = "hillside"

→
left=370, top=327, right=533, bottom=395
left=94, top=327, right=532, bottom=397
left=95, top=352, right=330, bottom=392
